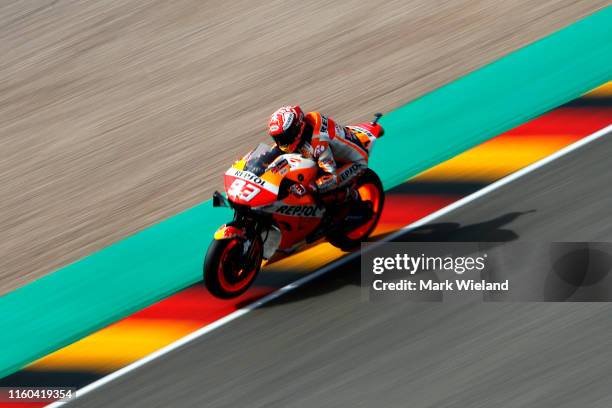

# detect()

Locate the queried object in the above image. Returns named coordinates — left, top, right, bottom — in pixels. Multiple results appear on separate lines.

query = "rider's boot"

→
left=321, top=185, right=364, bottom=223
left=306, top=185, right=364, bottom=243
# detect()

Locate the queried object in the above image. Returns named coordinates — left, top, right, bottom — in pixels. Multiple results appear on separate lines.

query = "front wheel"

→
left=204, top=235, right=263, bottom=299
left=328, top=169, right=385, bottom=251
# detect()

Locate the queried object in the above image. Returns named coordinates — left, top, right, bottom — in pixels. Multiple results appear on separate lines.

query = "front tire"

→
left=204, top=236, right=263, bottom=299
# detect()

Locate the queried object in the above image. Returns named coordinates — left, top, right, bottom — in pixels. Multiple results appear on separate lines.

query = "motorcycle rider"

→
left=268, top=105, right=369, bottom=206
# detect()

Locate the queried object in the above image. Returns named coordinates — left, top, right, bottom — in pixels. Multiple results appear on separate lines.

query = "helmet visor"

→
left=272, top=122, right=301, bottom=148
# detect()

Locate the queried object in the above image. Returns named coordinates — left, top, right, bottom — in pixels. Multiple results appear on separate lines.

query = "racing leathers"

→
left=296, top=112, right=369, bottom=199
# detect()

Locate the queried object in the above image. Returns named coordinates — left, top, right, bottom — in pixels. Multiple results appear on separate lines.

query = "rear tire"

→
left=204, top=235, right=263, bottom=299
left=328, top=169, right=385, bottom=251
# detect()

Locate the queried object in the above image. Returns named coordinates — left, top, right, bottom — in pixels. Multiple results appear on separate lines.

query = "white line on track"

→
left=47, top=124, right=611, bottom=407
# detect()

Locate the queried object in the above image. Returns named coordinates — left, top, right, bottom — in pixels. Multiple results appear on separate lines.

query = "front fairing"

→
left=223, top=143, right=319, bottom=210
left=224, top=167, right=279, bottom=207
left=222, top=144, right=326, bottom=253
left=224, top=144, right=282, bottom=207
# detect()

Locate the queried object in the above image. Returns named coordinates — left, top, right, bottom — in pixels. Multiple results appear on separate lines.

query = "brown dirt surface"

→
left=0, top=0, right=606, bottom=294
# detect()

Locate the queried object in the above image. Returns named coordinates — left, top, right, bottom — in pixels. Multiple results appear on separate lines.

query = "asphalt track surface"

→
left=72, top=133, right=612, bottom=407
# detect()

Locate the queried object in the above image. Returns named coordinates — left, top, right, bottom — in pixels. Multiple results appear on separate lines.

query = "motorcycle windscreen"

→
left=224, top=144, right=281, bottom=206
left=243, top=143, right=282, bottom=176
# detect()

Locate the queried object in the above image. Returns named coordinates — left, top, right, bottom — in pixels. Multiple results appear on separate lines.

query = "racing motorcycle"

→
left=204, top=113, right=385, bottom=298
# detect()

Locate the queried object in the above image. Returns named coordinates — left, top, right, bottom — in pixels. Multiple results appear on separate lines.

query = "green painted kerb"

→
left=1, top=7, right=611, bottom=378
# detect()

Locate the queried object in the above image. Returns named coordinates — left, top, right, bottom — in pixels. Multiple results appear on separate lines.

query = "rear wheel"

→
left=328, top=169, right=385, bottom=251
left=204, top=235, right=263, bottom=299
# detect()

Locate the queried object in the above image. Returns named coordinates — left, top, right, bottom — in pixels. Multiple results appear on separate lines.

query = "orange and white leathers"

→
left=297, top=112, right=369, bottom=193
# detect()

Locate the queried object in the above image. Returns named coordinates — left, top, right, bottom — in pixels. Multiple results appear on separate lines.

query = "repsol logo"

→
left=234, top=170, right=265, bottom=186
left=276, top=205, right=321, bottom=217
left=340, top=163, right=361, bottom=181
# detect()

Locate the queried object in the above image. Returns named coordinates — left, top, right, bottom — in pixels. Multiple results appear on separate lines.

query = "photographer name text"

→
left=372, top=279, right=509, bottom=292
